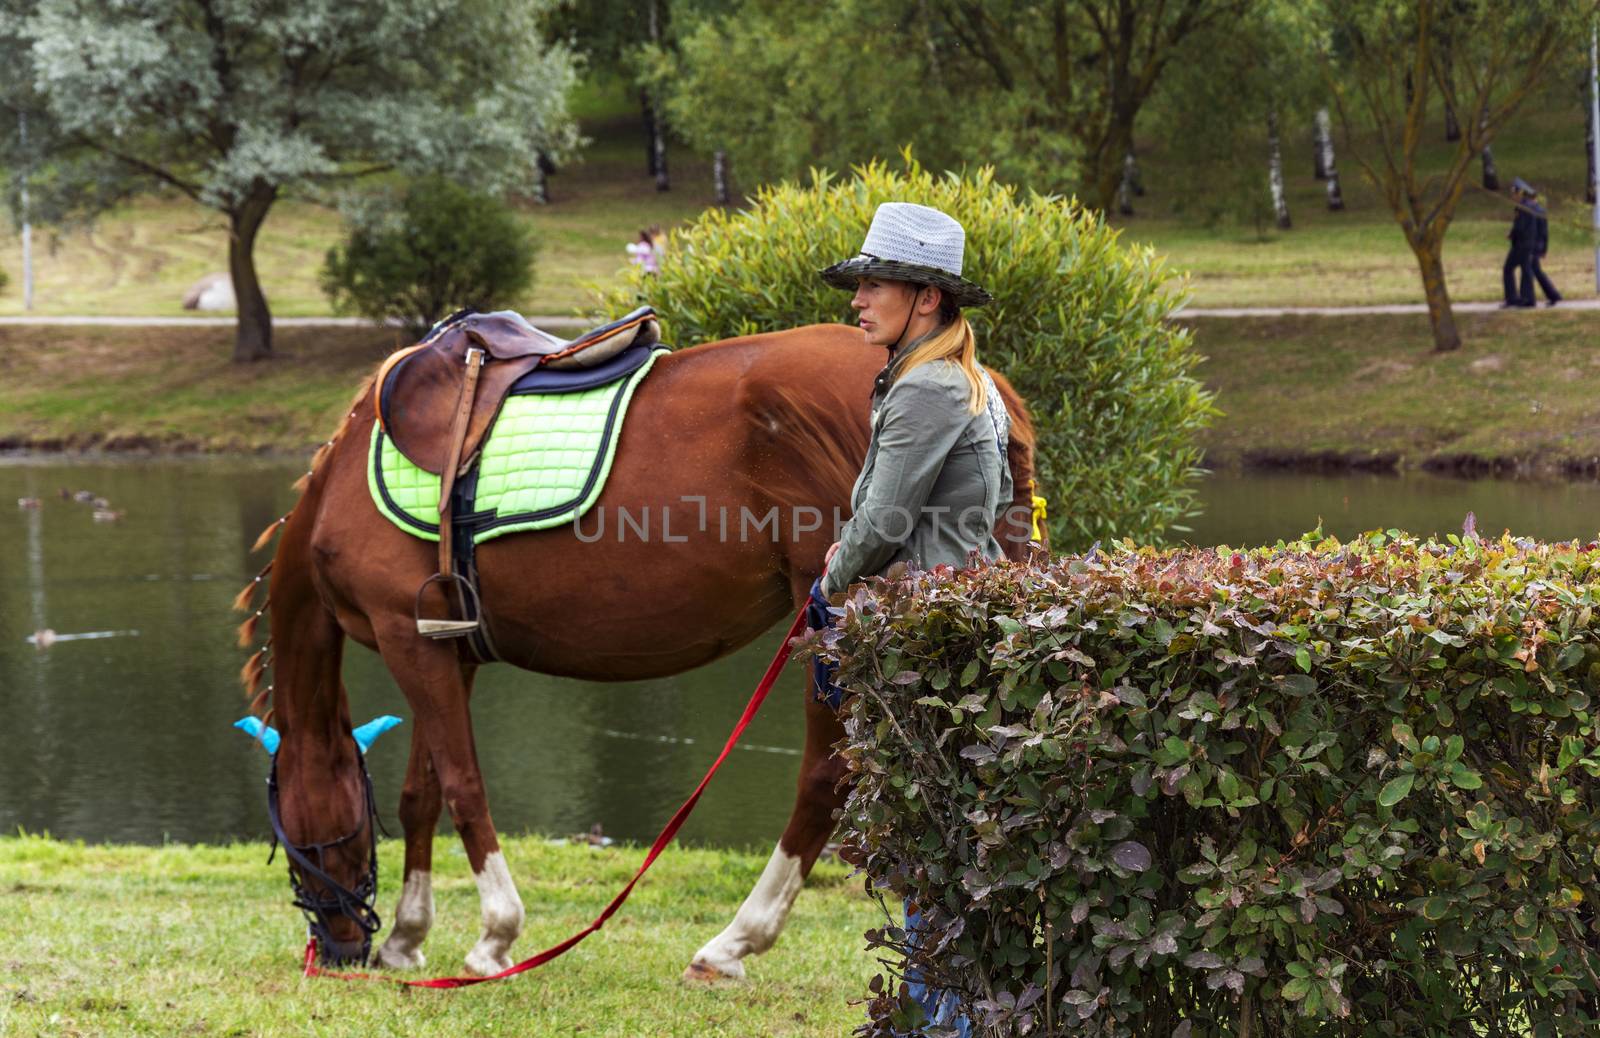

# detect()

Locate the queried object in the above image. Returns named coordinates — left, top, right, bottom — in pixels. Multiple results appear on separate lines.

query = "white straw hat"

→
left=820, top=202, right=991, bottom=308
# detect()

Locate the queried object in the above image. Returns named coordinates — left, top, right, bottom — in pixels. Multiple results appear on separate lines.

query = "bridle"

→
left=266, top=746, right=383, bottom=965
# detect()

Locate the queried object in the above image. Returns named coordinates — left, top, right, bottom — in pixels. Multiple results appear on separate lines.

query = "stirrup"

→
left=414, top=572, right=481, bottom=639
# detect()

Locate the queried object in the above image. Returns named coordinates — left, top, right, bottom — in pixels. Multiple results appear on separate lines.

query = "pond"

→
left=3, top=456, right=1599, bottom=849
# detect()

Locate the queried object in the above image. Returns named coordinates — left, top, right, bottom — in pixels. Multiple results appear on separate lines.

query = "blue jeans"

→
left=902, top=903, right=971, bottom=1037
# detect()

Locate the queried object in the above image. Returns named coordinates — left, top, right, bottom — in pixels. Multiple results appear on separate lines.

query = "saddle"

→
left=375, top=307, right=660, bottom=476
left=372, top=307, right=660, bottom=638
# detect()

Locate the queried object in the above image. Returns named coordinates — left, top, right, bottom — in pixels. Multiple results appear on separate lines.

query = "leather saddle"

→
left=375, top=307, right=659, bottom=476
left=371, top=306, right=660, bottom=640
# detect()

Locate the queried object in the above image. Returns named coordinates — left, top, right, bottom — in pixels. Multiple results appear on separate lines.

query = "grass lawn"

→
left=0, top=79, right=714, bottom=321
left=1, top=82, right=1596, bottom=320
left=0, top=834, right=882, bottom=1037
left=1190, top=309, right=1600, bottom=467
left=1118, top=99, right=1600, bottom=308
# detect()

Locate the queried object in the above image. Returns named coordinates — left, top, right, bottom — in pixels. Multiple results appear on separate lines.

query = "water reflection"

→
left=0, top=456, right=805, bottom=848
left=5, top=457, right=1600, bottom=847
left=1186, top=469, right=1600, bottom=547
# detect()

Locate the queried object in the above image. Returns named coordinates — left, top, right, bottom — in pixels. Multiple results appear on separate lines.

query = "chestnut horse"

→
left=240, top=323, right=1037, bottom=978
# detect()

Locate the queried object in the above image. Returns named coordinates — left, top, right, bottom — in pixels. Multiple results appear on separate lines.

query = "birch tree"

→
left=5, top=0, right=577, bottom=362
left=1267, top=106, right=1292, bottom=228
left=1317, top=0, right=1585, bottom=352
left=1317, top=108, right=1346, bottom=210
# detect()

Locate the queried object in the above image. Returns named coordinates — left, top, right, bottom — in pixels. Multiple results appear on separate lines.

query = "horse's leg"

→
left=686, top=593, right=848, bottom=980
left=372, top=624, right=522, bottom=976
left=376, top=663, right=479, bottom=969
left=376, top=722, right=442, bottom=968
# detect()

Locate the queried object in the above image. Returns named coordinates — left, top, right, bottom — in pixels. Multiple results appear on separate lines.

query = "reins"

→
left=299, top=603, right=813, bottom=988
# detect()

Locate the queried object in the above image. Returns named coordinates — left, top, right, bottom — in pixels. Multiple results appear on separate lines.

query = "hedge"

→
left=598, top=158, right=1215, bottom=550
left=823, top=531, right=1600, bottom=1036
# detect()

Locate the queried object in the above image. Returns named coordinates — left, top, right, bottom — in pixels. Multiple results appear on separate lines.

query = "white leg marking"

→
left=688, top=844, right=805, bottom=980
left=465, top=851, right=525, bottom=976
left=376, top=869, right=433, bottom=970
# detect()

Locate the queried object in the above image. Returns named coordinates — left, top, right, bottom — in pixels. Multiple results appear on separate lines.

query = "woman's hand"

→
left=824, top=541, right=841, bottom=571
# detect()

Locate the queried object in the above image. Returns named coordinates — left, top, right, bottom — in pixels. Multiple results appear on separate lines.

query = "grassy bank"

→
left=0, top=324, right=396, bottom=453
left=0, top=834, right=879, bottom=1037
left=1189, top=309, right=1600, bottom=472
left=4, top=312, right=1599, bottom=472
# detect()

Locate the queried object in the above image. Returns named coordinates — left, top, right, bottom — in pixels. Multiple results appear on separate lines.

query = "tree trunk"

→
left=1268, top=107, right=1291, bottom=230
left=653, top=116, right=670, bottom=192
left=1319, top=109, right=1345, bottom=211
left=640, top=89, right=658, bottom=177
left=229, top=185, right=276, bottom=363
left=1088, top=115, right=1135, bottom=214
left=1480, top=114, right=1499, bottom=190
left=1588, top=100, right=1596, bottom=204
left=647, top=0, right=668, bottom=192
left=1444, top=100, right=1461, bottom=141
left=1313, top=109, right=1329, bottom=179
left=714, top=149, right=730, bottom=205
left=1116, top=151, right=1137, bottom=215
left=1413, top=239, right=1461, bottom=352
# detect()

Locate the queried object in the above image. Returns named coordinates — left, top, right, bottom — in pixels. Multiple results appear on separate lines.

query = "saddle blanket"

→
left=367, top=348, right=662, bottom=543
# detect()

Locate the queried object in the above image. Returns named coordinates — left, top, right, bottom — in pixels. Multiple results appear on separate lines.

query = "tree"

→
left=321, top=177, right=539, bottom=336
left=5, top=0, right=577, bottom=362
left=1316, top=0, right=1586, bottom=352
left=662, top=0, right=1251, bottom=210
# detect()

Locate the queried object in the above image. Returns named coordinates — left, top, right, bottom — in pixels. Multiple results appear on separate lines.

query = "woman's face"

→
left=850, top=277, right=920, bottom=347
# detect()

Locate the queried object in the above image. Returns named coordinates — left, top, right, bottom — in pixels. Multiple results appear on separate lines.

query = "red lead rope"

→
left=302, top=605, right=813, bottom=988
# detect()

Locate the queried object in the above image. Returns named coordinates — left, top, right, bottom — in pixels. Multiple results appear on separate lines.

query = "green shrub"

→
left=321, top=176, right=537, bottom=335
left=827, top=531, right=1600, bottom=1037
left=599, top=158, right=1215, bottom=550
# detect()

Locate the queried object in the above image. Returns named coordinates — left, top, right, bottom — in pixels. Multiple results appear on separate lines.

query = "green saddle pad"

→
left=368, top=350, right=661, bottom=543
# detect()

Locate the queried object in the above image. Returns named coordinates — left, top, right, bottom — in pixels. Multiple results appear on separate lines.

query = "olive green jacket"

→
left=822, top=354, right=1012, bottom=597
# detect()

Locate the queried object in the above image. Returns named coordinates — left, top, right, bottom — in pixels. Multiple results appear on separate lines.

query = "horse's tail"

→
left=233, top=375, right=376, bottom=716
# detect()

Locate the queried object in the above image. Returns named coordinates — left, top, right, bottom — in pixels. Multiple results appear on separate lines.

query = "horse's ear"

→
left=352, top=715, right=404, bottom=754
left=233, top=716, right=280, bottom=755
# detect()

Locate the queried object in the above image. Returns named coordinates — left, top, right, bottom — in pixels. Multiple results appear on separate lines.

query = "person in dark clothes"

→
left=1526, top=185, right=1561, bottom=306
left=1502, top=177, right=1539, bottom=308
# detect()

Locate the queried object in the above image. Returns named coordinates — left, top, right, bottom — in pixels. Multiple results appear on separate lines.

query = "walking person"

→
left=811, top=201, right=1011, bottom=1037
left=1526, top=184, right=1562, bottom=306
left=1502, top=177, right=1539, bottom=308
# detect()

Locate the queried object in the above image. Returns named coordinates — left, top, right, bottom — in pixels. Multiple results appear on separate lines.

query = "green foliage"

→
left=600, top=158, right=1214, bottom=549
left=0, top=263, right=8, bottom=295
left=828, top=531, right=1600, bottom=1036
left=321, top=178, right=539, bottom=334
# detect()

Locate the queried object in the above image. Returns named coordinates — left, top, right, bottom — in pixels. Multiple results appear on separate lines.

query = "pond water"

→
left=3, top=456, right=1600, bottom=849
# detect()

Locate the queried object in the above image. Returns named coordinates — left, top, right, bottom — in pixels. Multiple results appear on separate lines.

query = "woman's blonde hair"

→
left=893, top=310, right=986, bottom=415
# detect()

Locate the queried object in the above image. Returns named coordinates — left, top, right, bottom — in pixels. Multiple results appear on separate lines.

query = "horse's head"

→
left=240, top=715, right=400, bottom=965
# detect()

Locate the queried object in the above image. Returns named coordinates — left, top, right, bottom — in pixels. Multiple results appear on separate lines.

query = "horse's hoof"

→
left=465, top=947, right=513, bottom=977
left=375, top=941, right=426, bottom=970
left=683, top=957, right=744, bottom=983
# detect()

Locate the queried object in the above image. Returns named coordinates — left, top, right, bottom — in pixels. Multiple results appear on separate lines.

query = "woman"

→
left=816, top=201, right=1011, bottom=602
left=814, top=201, right=1006, bottom=1036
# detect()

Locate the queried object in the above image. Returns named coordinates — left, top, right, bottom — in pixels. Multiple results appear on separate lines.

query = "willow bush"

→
left=823, top=532, right=1600, bottom=1036
left=598, top=158, right=1215, bottom=550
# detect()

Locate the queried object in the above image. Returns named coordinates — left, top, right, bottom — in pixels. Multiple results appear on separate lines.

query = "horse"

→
left=238, top=321, right=1038, bottom=979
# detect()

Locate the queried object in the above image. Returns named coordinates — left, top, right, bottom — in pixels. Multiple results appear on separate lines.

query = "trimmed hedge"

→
left=598, top=158, right=1215, bottom=550
left=824, top=532, right=1600, bottom=1037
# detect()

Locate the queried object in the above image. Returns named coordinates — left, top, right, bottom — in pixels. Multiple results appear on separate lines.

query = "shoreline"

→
left=11, top=437, right=1600, bottom=485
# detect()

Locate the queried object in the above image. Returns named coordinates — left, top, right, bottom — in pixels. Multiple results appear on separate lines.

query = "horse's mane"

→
left=233, top=373, right=378, bottom=715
